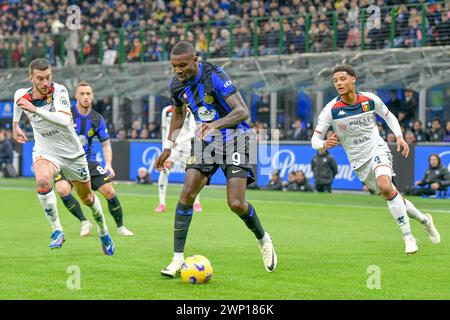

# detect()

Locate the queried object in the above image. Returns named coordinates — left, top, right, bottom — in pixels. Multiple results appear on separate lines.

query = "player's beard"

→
left=34, top=84, right=51, bottom=97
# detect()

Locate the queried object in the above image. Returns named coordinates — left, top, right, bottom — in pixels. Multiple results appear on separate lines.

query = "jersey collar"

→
left=187, top=62, right=203, bottom=85
left=74, top=105, right=92, bottom=118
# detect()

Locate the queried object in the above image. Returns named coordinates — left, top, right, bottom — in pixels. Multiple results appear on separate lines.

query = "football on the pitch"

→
left=180, top=255, right=213, bottom=284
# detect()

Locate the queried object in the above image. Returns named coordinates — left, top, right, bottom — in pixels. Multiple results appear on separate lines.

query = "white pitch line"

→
left=1, top=186, right=448, bottom=214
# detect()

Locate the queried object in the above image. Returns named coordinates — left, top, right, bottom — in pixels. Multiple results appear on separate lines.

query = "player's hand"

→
left=104, top=164, right=116, bottom=179
left=323, top=133, right=339, bottom=149
left=17, top=98, right=36, bottom=113
left=396, top=137, right=409, bottom=158
left=197, top=123, right=216, bottom=140
left=12, top=126, right=28, bottom=144
left=431, top=183, right=440, bottom=190
left=155, top=149, right=171, bottom=171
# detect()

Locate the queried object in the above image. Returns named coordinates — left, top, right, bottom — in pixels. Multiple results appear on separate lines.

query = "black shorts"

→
left=186, top=134, right=255, bottom=186
left=55, top=161, right=112, bottom=191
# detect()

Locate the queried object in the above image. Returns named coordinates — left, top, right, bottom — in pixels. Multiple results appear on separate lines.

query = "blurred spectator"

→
left=283, top=171, right=298, bottom=191
left=387, top=90, right=402, bottom=117
left=289, top=118, right=309, bottom=140
left=117, top=129, right=127, bottom=140
left=311, top=148, right=337, bottom=192
left=130, top=129, right=139, bottom=139
left=136, top=167, right=152, bottom=184
left=428, top=118, right=445, bottom=142
left=294, top=170, right=315, bottom=192
left=435, top=11, right=449, bottom=46
left=400, top=89, right=417, bottom=125
left=140, top=128, right=149, bottom=139
left=0, top=130, right=16, bottom=178
left=148, top=122, right=160, bottom=139
left=443, top=120, right=450, bottom=143
left=404, top=130, right=416, bottom=144
left=255, top=93, right=270, bottom=127
left=262, top=169, right=283, bottom=190
left=412, top=120, right=429, bottom=142
left=405, top=154, right=450, bottom=196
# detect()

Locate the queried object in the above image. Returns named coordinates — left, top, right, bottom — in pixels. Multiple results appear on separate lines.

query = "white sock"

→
left=173, top=252, right=184, bottom=261
left=37, top=189, right=63, bottom=231
left=87, top=194, right=108, bottom=236
left=404, top=199, right=428, bottom=224
left=387, top=193, right=412, bottom=238
left=258, top=232, right=271, bottom=246
left=158, top=169, right=169, bottom=205
left=194, top=194, right=200, bottom=205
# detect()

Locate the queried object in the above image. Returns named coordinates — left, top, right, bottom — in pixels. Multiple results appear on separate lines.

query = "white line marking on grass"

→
left=2, top=186, right=448, bottom=214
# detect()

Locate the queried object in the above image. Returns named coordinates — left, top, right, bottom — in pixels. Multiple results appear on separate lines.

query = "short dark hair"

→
left=432, top=118, right=442, bottom=125
left=332, top=64, right=356, bottom=78
left=170, top=41, right=195, bottom=56
left=76, top=81, right=93, bottom=90
left=29, top=58, right=50, bottom=74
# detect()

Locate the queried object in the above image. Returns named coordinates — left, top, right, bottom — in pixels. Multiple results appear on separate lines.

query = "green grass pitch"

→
left=0, top=178, right=449, bottom=300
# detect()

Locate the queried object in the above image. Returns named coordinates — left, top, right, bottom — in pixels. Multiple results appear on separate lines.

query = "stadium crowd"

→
left=0, top=0, right=449, bottom=68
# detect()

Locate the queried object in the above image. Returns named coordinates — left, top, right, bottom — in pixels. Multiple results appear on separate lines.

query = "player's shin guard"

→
left=159, top=170, right=169, bottom=206
left=87, top=194, right=108, bottom=236
left=174, top=202, right=193, bottom=253
left=61, top=193, right=87, bottom=222
left=38, top=189, right=63, bottom=231
left=404, top=198, right=428, bottom=224
left=387, top=192, right=412, bottom=238
left=239, top=202, right=265, bottom=240
left=107, top=196, right=123, bottom=228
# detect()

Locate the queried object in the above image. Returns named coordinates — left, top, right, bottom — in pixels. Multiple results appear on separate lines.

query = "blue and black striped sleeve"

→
left=97, top=117, right=110, bottom=142
left=211, top=68, right=237, bottom=99
left=169, top=79, right=183, bottom=107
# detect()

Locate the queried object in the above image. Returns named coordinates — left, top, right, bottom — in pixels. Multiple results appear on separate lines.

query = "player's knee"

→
left=377, top=179, right=393, bottom=196
left=228, top=200, right=246, bottom=214
left=80, top=192, right=94, bottom=206
left=180, top=189, right=197, bottom=204
left=36, top=178, right=52, bottom=193
left=55, top=182, right=71, bottom=197
left=103, top=188, right=116, bottom=200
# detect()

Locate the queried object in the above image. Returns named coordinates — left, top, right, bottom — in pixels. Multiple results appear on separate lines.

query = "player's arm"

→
left=12, top=90, right=27, bottom=143
left=198, top=72, right=248, bottom=139
left=198, top=91, right=249, bottom=139
left=97, top=116, right=115, bottom=178
left=17, top=86, right=72, bottom=127
left=155, top=98, right=186, bottom=171
left=166, top=103, right=187, bottom=148
left=311, top=105, right=337, bottom=150
left=217, top=92, right=249, bottom=129
left=371, top=93, right=409, bottom=158
left=101, top=140, right=115, bottom=178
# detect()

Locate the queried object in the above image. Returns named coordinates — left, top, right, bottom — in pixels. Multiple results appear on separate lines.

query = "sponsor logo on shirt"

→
left=362, top=101, right=370, bottom=112
left=198, top=106, right=216, bottom=121
left=224, top=80, right=232, bottom=88
left=204, top=94, right=214, bottom=104
left=41, top=128, right=61, bottom=138
left=338, top=110, right=347, bottom=117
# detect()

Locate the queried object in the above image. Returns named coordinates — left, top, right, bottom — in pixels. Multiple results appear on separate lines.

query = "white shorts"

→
left=33, top=152, right=90, bottom=183
left=167, top=144, right=191, bottom=169
left=354, top=147, right=394, bottom=195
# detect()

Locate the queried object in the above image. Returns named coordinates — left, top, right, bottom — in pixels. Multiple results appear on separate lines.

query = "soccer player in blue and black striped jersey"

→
left=54, top=81, right=134, bottom=237
left=156, top=41, right=277, bottom=276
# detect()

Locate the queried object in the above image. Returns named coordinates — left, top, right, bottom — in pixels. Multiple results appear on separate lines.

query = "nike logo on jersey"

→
left=232, top=169, right=241, bottom=174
